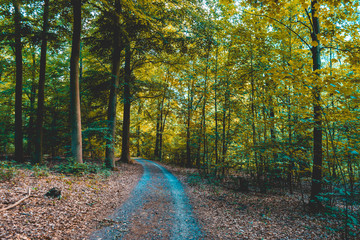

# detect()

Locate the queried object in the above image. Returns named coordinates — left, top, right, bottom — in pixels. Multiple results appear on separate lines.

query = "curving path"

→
left=90, top=158, right=203, bottom=240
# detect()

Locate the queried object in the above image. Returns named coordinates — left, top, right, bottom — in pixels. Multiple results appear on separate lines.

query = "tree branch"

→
left=0, top=188, right=31, bottom=212
left=304, top=8, right=314, bottom=32
left=244, top=11, right=311, bottom=50
left=294, top=20, right=312, bottom=34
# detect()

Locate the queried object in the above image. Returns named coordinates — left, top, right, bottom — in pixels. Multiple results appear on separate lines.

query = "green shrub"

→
left=98, top=169, right=112, bottom=179
left=187, top=172, right=203, bottom=186
left=54, top=158, right=107, bottom=176
left=32, top=164, right=50, bottom=177
left=55, top=162, right=88, bottom=175
left=0, top=161, right=18, bottom=182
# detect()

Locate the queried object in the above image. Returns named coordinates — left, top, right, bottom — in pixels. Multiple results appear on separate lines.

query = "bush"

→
left=187, top=172, right=203, bottom=186
left=54, top=158, right=107, bottom=176
left=55, top=162, right=88, bottom=175
left=0, top=161, right=18, bottom=182
left=32, top=164, right=50, bottom=177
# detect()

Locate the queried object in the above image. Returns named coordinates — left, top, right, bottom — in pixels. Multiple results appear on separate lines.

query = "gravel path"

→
left=90, top=158, right=203, bottom=240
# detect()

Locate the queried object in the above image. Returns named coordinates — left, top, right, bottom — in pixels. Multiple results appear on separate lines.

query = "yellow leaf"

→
left=311, top=41, right=319, bottom=47
left=220, top=0, right=232, bottom=5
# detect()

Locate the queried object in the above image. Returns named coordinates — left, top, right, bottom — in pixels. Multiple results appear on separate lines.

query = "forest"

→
left=0, top=0, right=360, bottom=239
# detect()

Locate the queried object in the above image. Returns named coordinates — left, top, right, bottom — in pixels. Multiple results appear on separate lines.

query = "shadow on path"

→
left=89, top=158, right=203, bottom=240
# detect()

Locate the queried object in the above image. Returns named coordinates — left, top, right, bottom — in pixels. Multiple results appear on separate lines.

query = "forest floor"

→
left=0, top=159, right=357, bottom=239
left=0, top=161, right=142, bottom=239
left=163, top=164, right=351, bottom=240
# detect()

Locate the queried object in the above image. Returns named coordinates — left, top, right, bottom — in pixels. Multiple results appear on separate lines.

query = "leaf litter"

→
left=0, top=163, right=142, bottom=240
left=163, top=164, right=346, bottom=240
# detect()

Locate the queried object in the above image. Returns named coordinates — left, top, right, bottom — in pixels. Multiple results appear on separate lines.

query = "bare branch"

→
left=304, top=8, right=314, bottom=32
left=0, top=188, right=31, bottom=212
left=294, top=20, right=312, bottom=34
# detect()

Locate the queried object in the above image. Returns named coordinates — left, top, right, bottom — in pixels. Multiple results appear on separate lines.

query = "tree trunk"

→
left=69, top=0, right=83, bottom=163
left=155, top=90, right=167, bottom=162
left=154, top=108, right=161, bottom=160
left=221, top=49, right=232, bottom=175
left=34, top=0, right=50, bottom=164
left=250, top=43, right=259, bottom=186
left=159, top=101, right=169, bottom=162
left=186, top=96, right=192, bottom=167
left=186, top=70, right=194, bottom=168
left=51, top=102, right=58, bottom=158
left=27, top=52, right=37, bottom=156
left=309, top=0, right=323, bottom=208
left=14, top=0, right=24, bottom=163
left=119, top=43, right=132, bottom=163
left=202, top=45, right=211, bottom=167
left=214, top=46, right=219, bottom=169
left=287, top=14, right=293, bottom=194
left=136, top=102, right=141, bottom=157
left=105, top=0, right=122, bottom=169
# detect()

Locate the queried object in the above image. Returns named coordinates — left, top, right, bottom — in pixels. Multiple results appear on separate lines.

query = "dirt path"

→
left=90, top=158, right=203, bottom=240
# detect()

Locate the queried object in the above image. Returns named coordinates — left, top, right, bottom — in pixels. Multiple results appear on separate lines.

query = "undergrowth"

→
left=0, top=161, right=18, bottom=182
left=0, top=158, right=112, bottom=182
left=54, top=158, right=111, bottom=177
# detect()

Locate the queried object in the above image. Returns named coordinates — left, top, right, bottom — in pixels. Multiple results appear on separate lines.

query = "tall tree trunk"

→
left=201, top=43, right=211, bottom=168
left=309, top=0, right=323, bottom=208
left=160, top=107, right=164, bottom=161
left=221, top=48, right=232, bottom=175
left=27, top=51, right=37, bottom=155
left=136, top=102, right=141, bottom=157
left=214, top=46, right=219, bottom=169
left=14, top=0, right=24, bottom=163
left=34, top=0, right=50, bottom=164
left=119, top=43, right=132, bottom=163
left=69, top=0, right=83, bottom=163
left=287, top=13, right=293, bottom=194
left=105, top=0, right=122, bottom=169
left=222, top=82, right=228, bottom=173
left=51, top=102, right=58, bottom=158
left=155, top=91, right=167, bottom=161
left=154, top=107, right=161, bottom=160
left=159, top=101, right=169, bottom=162
left=250, top=43, right=259, bottom=186
left=186, top=76, right=193, bottom=168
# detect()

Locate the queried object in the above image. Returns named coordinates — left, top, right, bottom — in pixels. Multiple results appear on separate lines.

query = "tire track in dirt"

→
left=90, top=158, right=203, bottom=240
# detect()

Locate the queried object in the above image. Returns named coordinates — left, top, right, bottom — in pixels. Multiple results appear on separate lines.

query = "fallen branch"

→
left=0, top=188, right=31, bottom=212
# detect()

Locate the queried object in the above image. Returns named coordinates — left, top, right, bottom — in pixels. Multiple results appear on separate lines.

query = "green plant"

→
left=0, top=161, right=18, bottom=182
left=54, top=158, right=108, bottom=176
left=187, top=172, right=203, bottom=186
left=32, top=164, right=50, bottom=177
left=55, top=162, right=88, bottom=175
left=98, top=169, right=112, bottom=179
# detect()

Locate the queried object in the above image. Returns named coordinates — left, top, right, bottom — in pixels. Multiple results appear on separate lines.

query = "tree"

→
left=13, top=0, right=24, bottom=163
left=309, top=0, right=323, bottom=209
left=69, top=0, right=83, bottom=163
left=119, top=41, right=132, bottom=163
left=105, top=0, right=122, bottom=168
left=34, top=0, right=50, bottom=164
